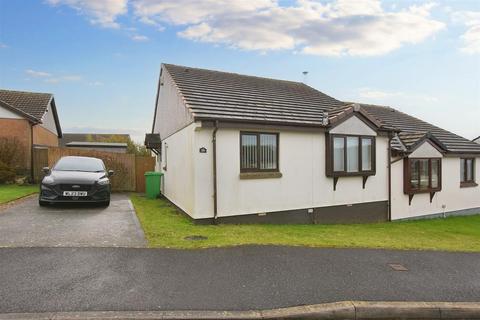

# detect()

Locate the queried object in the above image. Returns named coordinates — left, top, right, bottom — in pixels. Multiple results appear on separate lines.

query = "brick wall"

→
left=0, top=118, right=32, bottom=171
left=33, top=125, right=58, bottom=147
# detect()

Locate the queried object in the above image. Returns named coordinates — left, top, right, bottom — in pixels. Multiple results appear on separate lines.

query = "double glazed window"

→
left=330, top=135, right=375, bottom=175
left=405, top=158, right=441, bottom=193
left=240, top=132, right=278, bottom=172
left=460, top=158, right=476, bottom=186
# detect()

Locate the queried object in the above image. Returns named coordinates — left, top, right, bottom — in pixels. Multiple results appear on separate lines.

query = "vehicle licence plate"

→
left=63, top=191, right=87, bottom=197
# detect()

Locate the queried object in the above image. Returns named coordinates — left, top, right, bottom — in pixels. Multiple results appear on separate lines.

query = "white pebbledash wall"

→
left=390, top=141, right=480, bottom=220
left=160, top=116, right=390, bottom=219
left=159, top=117, right=480, bottom=221
left=39, top=102, right=58, bottom=135
left=160, top=123, right=197, bottom=216
left=0, top=104, right=23, bottom=119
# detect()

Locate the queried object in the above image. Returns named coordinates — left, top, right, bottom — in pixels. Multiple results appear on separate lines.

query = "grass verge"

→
left=131, top=194, right=480, bottom=251
left=0, top=184, right=38, bottom=204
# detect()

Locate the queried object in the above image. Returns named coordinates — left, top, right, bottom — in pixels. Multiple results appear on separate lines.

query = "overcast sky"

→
left=0, top=0, right=479, bottom=142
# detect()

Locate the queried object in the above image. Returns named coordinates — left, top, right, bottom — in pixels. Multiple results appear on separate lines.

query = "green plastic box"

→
left=144, top=171, right=163, bottom=199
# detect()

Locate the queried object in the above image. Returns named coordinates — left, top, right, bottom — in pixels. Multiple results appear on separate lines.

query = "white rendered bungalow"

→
left=148, top=64, right=480, bottom=224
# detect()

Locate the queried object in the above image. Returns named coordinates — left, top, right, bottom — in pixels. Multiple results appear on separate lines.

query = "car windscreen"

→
left=53, top=157, right=105, bottom=172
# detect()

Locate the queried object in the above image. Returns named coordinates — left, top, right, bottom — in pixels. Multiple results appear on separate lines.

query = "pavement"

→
left=0, top=246, right=479, bottom=313
left=0, top=194, right=146, bottom=247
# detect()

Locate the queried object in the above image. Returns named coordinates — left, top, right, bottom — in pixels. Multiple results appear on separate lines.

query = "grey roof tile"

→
left=359, top=104, right=480, bottom=154
left=0, top=89, right=52, bottom=121
left=163, top=64, right=345, bottom=127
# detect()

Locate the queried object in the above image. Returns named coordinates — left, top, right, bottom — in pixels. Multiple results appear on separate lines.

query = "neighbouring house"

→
left=150, top=64, right=480, bottom=224
left=0, top=89, right=62, bottom=175
left=474, top=136, right=480, bottom=144
left=65, top=141, right=128, bottom=153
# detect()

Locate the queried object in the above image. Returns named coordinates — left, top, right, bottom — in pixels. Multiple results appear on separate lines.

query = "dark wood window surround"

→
left=404, top=158, right=442, bottom=205
left=239, top=132, right=280, bottom=179
left=326, top=134, right=376, bottom=190
left=460, top=158, right=477, bottom=188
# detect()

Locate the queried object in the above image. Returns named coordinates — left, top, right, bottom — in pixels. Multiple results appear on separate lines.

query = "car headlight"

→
left=97, top=179, right=110, bottom=185
left=42, top=176, right=55, bottom=185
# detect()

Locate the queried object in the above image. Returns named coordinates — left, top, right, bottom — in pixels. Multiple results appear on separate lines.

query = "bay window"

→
left=240, top=132, right=278, bottom=172
left=404, top=158, right=442, bottom=194
left=327, top=134, right=376, bottom=176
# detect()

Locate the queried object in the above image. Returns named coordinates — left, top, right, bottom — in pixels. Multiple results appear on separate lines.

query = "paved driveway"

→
left=0, top=194, right=146, bottom=247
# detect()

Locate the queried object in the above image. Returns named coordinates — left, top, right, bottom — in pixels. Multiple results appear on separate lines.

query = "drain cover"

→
left=388, top=263, right=408, bottom=271
left=184, top=235, right=208, bottom=241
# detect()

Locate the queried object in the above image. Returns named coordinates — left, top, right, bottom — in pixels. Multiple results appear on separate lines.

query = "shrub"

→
left=0, top=137, right=26, bottom=170
left=86, top=134, right=151, bottom=156
left=0, top=161, right=16, bottom=183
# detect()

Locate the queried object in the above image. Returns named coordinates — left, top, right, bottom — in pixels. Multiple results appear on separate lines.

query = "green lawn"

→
left=131, top=194, right=480, bottom=251
left=0, top=184, right=38, bottom=204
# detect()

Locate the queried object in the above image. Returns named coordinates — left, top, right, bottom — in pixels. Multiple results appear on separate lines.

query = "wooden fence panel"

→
left=33, top=147, right=49, bottom=183
left=46, top=147, right=136, bottom=191
left=135, top=156, right=156, bottom=193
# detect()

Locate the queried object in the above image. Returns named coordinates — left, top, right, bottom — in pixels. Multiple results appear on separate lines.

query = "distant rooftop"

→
left=60, top=133, right=131, bottom=147
left=66, top=141, right=127, bottom=148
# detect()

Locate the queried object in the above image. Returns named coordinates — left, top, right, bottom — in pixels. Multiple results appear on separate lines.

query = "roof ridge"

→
left=162, top=63, right=315, bottom=88
left=0, top=88, right=53, bottom=96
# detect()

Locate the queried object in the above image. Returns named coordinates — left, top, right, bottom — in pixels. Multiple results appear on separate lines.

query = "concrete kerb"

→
left=0, top=301, right=479, bottom=320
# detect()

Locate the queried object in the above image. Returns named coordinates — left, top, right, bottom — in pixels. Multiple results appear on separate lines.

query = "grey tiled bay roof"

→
left=360, top=104, right=480, bottom=154
left=0, top=89, right=52, bottom=121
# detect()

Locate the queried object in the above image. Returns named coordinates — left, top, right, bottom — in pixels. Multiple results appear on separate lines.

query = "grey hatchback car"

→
left=39, top=156, right=114, bottom=207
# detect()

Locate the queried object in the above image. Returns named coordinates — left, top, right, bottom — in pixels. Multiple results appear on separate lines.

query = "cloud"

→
left=358, top=88, right=402, bottom=99
left=0, top=43, right=8, bottom=49
left=88, top=81, right=104, bottom=86
left=132, top=0, right=444, bottom=56
left=25, top=69, right=83, bottom=84
left=26, top=69, right=52, bottom=78
left=46, top=0, right=127, bottom=28
left=357, top=87, right=438, bottom=103
left=132, top=0, right=274, bottom=25
left=61, top=75, right=83, bottom=81
left=452, top=11, right=480, bottom=54
left=44, top=76, right=82, bottom=84
left=130, top=34, right=149, bottom=42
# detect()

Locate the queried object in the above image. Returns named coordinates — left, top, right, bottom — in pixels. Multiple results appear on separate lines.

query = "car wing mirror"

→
left=42, top=167, right=50, bottom=175
left=108, top=170, right=114, bottom=177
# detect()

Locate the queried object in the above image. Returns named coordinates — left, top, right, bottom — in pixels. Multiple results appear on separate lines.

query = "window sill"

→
left=329, top=172, right=376, bottom=177
left=405, top=189, right=441, bottom=195
left=239, top=172, right=282, bottom=180
left=460, top=182, right=478, bottom=188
